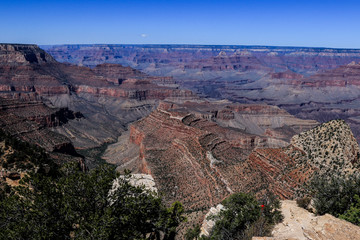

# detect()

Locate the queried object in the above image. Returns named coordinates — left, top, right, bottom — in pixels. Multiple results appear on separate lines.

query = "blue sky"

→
left=1, top=0, right=359, bottom=48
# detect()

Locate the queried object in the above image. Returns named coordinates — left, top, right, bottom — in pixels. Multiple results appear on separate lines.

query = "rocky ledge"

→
left=264, top=200, right=360, bottom=240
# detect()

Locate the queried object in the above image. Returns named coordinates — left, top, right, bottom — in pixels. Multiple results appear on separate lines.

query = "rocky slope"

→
left=102, top=100, right=321, bottom=228
left=106, top=99, right=318, bottom=173
left=291, top=119, right=360, bottom=174
left=248, top=120, right=360, bottom=199
left=107, top=106, right=359, bottom=230
left=0, top=98, right=80, bottom=154
left=0, top=97, right=86, bottom=183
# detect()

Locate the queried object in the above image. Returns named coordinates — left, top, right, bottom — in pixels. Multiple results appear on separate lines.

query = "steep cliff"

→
left=0, top=98, right=80, bottom=155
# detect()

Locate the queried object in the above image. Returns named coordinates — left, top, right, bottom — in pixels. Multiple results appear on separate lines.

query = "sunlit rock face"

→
left=269, top=200, right=360, bottom=240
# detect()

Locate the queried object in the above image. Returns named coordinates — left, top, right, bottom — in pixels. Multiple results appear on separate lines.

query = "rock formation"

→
left=102, top=100, right=320, bottom=229
left=42, top=44, right=360, bottom=143
left=0, top=44, right=193, bottom=101
left=267, top=200, right=360, bottom=240
left=106, top=102, right=359, bottom=231
left=0, top=44, right=198, bottom=150
left=0, top=98, right=86, bottom=188
left=200, top=204, right=224, bottom=237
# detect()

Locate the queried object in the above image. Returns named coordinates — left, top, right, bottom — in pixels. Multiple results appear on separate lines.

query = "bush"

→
left=296, top=197, right=311, bottom=210
left=339, top=194, right=360, bottom=225
left=201, top=192, right=283, bottom=240
left=185, top=224, right=201, bottom=240
left=309, top=174, right=360, bottom=219
left=0, top=163, right=186, bottom=240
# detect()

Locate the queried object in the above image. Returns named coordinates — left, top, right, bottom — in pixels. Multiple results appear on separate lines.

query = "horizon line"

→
left=2, top=42, right=360, bottom=51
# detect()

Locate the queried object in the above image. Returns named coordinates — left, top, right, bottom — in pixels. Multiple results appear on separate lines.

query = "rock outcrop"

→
left=200, top=204, right=224, bottom=237
left=268, top=200, right=360, bottom=240
left=1, top=44, right=56, bottom=64
left=110, top=173, right=157, bottom=198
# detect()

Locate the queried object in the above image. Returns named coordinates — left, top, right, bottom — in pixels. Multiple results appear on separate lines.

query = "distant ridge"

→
left=41, top=43, right=360, bottom=51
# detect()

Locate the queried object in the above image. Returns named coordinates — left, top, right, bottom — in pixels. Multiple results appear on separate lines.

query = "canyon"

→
left=2, top=43, right=360, bottom=238
left=0, top=44, right=196, bottom=151
left=105, top=99, right=358, bottom=229
left=43, top=44, right=360, bottom=143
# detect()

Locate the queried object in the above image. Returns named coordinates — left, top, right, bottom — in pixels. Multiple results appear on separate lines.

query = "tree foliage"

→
left=309, top=174, right=360, bottom=225
left=185, top=224, right=201, bottom=240
left=0, top=129, right=54, bottom=172
left=340, top=194, right=360, bottom=225
left=309, top=174, right=360, bottom=218
left=198, top=192, right=283, bottom=240
left=0, top=162, right=186, bottom=240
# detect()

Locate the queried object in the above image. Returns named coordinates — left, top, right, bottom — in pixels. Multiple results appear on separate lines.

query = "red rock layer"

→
left=128, top=109, right=247, bottom=210
left=247, top=146, right=314, bottom=199
left=125, top=102, right=316, bottom=213
left=0, top=44, right=195, bottom=101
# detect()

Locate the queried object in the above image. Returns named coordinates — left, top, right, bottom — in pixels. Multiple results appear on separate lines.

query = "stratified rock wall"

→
left=0, top=98, right=80, bottom=154
left=0, top=44, right=196, bottom=101
left=109, top=100, right=319, bottom=214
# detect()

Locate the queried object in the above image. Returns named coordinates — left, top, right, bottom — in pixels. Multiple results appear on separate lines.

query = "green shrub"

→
left=296, top=197, right=311, bottom=209
left=202, top=192, right=283, bottom=240
left=339, top=194, right=360, bottom=225
left=0, top=163, right=186, bottom=240
left=185, top=224, right=201, bottom=240
left=309, top=174, right=360, bottom=218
